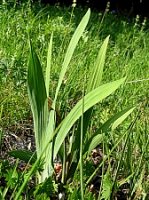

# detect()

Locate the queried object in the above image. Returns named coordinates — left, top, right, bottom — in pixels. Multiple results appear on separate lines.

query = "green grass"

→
left=0, top=1, right=149, bottom=199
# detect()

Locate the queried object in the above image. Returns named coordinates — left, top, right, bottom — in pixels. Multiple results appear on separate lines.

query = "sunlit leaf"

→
left=53, top=9, right=91, bottom=105
left=87, top=35, right=110, bottom=92
left=54, top=78, right=125, bottom=158
left=112, top=107, right=135, bottom=130
left=45, top=33, right=53, bottom=97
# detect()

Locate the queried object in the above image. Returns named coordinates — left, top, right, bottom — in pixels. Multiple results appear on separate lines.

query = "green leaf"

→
left=8, top=150, right=37, bottom=165
left=101, top=173, right=113, bottom=200
left=68, top=35, right=110, bottom=181
left=87, top=134, right=103, bottom=155
left=45, top=33, right=53, bottom=97
left=34, top=176, right=57, bottom=198
left=48, top=9, right=91, bottom=180
left=28, top=42, right=48, bottom=157
left=111, top=107, right=135, bottom=130
left=27, top=9, right=91, bottom=183
left=87, top=35, right=110, bottom=92
left=53, top=9, right=91, bottom=105
left=54, top=78, right=125, bottom=159
left=27, top=41, right=52, bottom=183
left=100, top=107, right=135, bottom=133
left=42, top=109, right=56, bottom=179
left=85, top=106, right=135, bottom=155
left=2, top=160, right=19, bottom=199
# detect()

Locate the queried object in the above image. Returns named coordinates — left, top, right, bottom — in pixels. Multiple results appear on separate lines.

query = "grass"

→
left=0, top=1, right=149, bottom=199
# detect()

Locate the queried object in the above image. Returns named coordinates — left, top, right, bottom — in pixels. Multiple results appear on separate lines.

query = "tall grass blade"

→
left=111, top=131, right=130, bottom=199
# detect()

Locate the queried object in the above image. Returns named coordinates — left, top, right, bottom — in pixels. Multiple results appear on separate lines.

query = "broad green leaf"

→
left=8, top=150, right=37, bottom=165
left=28, top=41, right=56, bottom=180
left=45, top=33, right=53, bottom=97
left=71, top=36, right=110, bottom=151
left=53, top=78, right=125, bottom=158
left=28, top=42, right=48, bottom=159
left=53, top=9, right=91, bottom=105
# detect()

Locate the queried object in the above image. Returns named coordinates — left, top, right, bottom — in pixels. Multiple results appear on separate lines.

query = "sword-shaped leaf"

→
left=53, top=9, right=91, bottom=105
left=28, top=42, right=48, bottom=158
left=54, top=78, right=125, bottom=159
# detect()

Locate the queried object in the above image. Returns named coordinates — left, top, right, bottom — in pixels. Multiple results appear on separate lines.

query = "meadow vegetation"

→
left=0, top=1, right=149, bottom=199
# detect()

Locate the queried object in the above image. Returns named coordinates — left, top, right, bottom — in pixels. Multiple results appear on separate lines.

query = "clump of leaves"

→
left=8, top=9, right=134, bottom=200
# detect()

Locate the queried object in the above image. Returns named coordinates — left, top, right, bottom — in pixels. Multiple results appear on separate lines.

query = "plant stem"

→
left=80, top=88, right=85, bottom=200
left=62, top=140, right=66, bottom=184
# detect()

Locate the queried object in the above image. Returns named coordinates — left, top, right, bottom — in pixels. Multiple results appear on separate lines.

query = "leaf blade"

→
left=54, top=78, right=125, bottom=158
left=85, top=106, right=135, bottom=155
left=54, top=9, right=91, bottom=104
left=87, top=35, right=110, bottom=92
left=45, top=33, right=53, bottom=96
left=28, top=42, right=48, bottom=156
